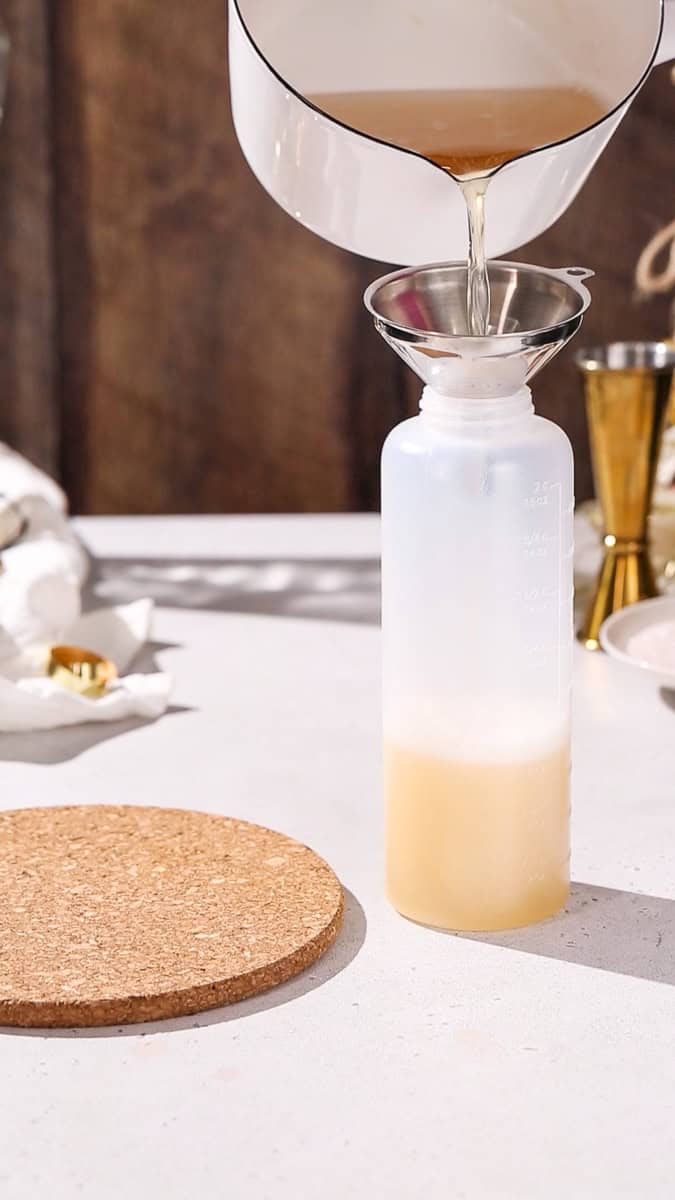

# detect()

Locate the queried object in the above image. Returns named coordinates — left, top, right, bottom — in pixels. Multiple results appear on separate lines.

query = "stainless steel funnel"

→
left=365, top=261, right=592, bottom=397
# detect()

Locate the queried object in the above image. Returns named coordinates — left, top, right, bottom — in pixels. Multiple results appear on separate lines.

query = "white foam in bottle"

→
left=381, top=379, right=573, bottom=931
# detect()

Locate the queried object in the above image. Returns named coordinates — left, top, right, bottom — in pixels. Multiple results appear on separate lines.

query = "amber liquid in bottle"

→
left=384, top=740, right=570, bottom=931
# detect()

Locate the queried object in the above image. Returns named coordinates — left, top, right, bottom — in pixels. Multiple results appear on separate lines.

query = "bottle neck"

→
left=420, top=385, right=534, bottom=430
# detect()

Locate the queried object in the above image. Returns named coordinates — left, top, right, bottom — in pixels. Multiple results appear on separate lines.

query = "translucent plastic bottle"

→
left=381, top=381, right=573, bottom=932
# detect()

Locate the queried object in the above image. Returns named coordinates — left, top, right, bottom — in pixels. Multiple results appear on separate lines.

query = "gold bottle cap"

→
left=47, top=645, right=118, bottom=699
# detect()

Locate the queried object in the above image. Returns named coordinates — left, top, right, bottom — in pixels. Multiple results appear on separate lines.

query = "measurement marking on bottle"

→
left=518, top=585, right=558, bottom=603
left=518, top=530, right=559, bottom=547
left=524, top=480, right=562, bottom=510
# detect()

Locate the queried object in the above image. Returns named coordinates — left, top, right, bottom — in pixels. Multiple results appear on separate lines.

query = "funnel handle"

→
left=561, top=268, right=595, bottom=282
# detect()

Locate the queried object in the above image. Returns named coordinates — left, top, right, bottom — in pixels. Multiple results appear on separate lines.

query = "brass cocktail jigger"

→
left=576, top=342, right=675, bottom=650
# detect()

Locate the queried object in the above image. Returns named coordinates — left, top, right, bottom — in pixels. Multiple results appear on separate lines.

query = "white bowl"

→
left=599, top=596, right=675, bottom=686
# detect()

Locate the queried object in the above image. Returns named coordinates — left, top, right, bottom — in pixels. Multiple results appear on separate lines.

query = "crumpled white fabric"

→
left=0, top=444, right=172, bottom=731
left=0, top=599, right=172, bottom=732
left=0, top=496, right=89, bottom=658
left=0, top=445, right=88, bottom=660
left=0, top=442, right=67, bottom=514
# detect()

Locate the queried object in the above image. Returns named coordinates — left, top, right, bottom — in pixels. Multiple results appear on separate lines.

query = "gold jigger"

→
left=576, top=342, right=675, bottom=650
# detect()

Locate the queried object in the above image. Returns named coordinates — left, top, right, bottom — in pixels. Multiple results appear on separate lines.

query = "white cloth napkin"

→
left=0, top=442, right=68, bottom=513
left=0, top=496, right=89, bottom=660
left=0, top=599, right=172, bottom=733
left=0, top=444, right=172, bottom=732
left=0, top=445, right=88, bottom=660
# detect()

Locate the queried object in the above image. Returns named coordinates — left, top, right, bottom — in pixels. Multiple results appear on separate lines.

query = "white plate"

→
left=599, top=596, right=675, bottom=685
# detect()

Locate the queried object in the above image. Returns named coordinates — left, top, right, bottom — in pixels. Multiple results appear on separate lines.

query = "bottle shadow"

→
left=458, top=880, right=675, bottom=985
left=0, top=888, right=367, bottom=1039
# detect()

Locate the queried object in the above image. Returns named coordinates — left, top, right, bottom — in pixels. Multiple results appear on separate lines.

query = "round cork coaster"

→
left=0, top=805, right=344, bottom=1028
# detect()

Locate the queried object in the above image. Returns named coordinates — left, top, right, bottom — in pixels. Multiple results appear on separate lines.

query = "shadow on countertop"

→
left=0, top=640, right=193, bottom=765
left=86, top=555, right=381, bottom=626
left=460, top=881, right=675, bottom=986
left=0, top=704, right=193, bottom=765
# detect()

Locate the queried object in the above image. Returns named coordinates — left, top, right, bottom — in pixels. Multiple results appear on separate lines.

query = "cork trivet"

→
left=0, top=805, right=344, bottom=1028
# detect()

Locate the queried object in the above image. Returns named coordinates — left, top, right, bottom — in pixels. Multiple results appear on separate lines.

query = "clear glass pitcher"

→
left=230, top=0, right=673, bottom=264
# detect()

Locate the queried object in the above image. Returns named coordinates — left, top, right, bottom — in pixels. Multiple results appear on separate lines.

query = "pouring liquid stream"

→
left=460, top=175, right=490, bottom=336
left=308, top=87, right=605, bottom=336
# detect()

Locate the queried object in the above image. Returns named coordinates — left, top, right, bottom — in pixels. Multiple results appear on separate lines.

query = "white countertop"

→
left=2, top=515, right=674, bottom=1199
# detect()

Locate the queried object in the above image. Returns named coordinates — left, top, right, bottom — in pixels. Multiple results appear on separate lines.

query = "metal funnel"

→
left=365, top=261, right=592, bottom=398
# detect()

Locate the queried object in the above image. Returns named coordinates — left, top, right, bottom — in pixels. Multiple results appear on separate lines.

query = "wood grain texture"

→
left=519, top=64, right=675, bottom=503
left=3, top=4, right=674, bottom=512
left=52, top=1, right=404, bottom=514
left=0, top=0, right=57, bottom=476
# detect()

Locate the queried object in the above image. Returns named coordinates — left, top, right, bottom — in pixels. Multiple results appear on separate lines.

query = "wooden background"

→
left=0, top=1, right=672, bottom=514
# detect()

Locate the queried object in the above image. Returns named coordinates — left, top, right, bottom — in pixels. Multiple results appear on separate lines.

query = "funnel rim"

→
left=364, top=259, right=592, bottom=346
left=232, top=0, right=664, bottom=183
